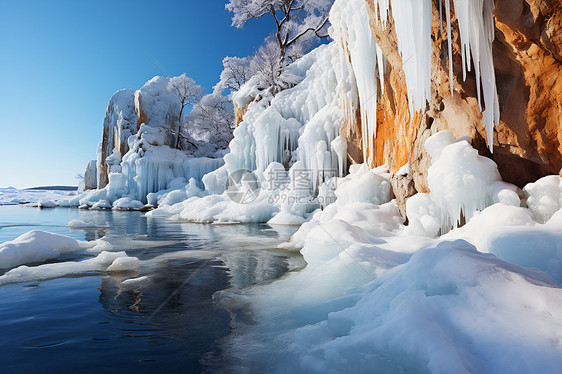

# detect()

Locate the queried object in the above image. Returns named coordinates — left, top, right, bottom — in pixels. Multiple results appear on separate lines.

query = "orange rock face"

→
left=234, top=102, right=248, bottom=127
left=342, top=0, right=562, bottom=212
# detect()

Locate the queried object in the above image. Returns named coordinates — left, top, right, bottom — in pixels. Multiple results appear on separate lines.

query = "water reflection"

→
left=0, top=206, right=301, bottom=373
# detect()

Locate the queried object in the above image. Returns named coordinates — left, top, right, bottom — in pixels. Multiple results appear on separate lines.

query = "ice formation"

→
left=330, top=0, right=500, bottom=153
left=523, top=175, right=562, bottom=224
left=330, top=0, right=383, bottom=163
left=96, top=89, right=137, bottom=188
left=223, top=42, right=351, bottom=193
left=215, top=140, right=562, bottom=373
left=405, top=130, right=511, bottom=235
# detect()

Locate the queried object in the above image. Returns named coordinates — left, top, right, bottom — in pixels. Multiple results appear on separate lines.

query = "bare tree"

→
left=226, top=0, right=333, bottom=63
left=167, top=74, right=204, bottom=149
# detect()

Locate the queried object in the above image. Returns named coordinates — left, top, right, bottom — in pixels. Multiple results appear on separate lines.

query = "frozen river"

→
left=0, top=205, right=301, bottom=373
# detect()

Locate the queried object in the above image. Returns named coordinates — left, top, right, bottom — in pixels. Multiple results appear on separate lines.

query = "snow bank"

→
left=0, top=230, right=83, bottom=269
left=220, top=187, right=562, bottom=373
left=237, top=241, right=562, bottom=374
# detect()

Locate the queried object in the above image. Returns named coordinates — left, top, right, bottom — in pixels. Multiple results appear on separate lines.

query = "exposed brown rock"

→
left=234, top=102, right=249, bottom=127
left=345, top=0, right=562, bottom=214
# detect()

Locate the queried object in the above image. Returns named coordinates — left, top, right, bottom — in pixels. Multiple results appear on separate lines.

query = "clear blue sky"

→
left=0, top=0, right=272, bottom=188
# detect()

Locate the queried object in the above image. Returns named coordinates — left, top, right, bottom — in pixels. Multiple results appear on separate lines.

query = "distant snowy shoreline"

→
left=0, top=187, right=78, bottom=206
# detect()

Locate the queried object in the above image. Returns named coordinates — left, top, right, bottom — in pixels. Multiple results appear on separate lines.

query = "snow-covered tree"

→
left=187, top=92, right=234, bottom=150
left=250, top=40, right=299, bottom=92
left=214, top=56, right=254, bottom=94
left=167, top=73, right=204, bottom=149
left=226, top=0, right=333, bottom=62
left=168, top=73, right=204, bottom=121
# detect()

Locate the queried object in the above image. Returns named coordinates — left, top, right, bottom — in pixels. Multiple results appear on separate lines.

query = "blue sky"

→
left=0, top=0, right=272, bottom=188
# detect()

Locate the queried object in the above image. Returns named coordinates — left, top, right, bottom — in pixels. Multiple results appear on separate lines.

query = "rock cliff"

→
left=340, top=0, right=561, bottom=213
left=96, top=89, right=136, bottom=189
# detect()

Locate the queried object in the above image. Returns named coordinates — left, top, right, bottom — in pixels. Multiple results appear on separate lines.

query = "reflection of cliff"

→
left=220, top=251, right=291, bottom=290
left=337, top=0, right=561, bottom=212
left=96, top=258, right=232, bottom=371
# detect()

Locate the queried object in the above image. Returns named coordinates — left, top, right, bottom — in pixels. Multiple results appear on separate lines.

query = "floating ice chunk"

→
left=0, top=251, right=129, bottom=285
left=68, top=219, right=90, bottom=228
left=0, top=230, right=82, bottom=269
left=38, top=200, right=57, bottom=208
left=88, top=239, right=114, bottom=253
left=94, top=251, right=128, bottom=266
left=106, top=256, right=140, bottom=272
left=120, top=276, right=152, bottom=291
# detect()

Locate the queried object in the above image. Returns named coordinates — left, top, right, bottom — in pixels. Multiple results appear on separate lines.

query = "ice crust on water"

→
left=0, top=251, right=132, bottom=285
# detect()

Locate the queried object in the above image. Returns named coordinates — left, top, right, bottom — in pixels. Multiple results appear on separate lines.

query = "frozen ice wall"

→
left=216, top=42, right=354, bottom=195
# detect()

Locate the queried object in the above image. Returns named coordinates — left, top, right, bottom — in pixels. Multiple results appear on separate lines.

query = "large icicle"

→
left=450, top=0, right=500, bottom=152
left=331, top=0, right=386, bottom=164
left=372, top=0, right=433, bottom=119
left=372, top=0, right=499, bottom=151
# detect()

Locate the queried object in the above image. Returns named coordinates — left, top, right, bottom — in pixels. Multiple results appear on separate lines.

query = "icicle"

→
left=439, top=0, right=443, bottom=34
left=445, top=0, right=454, bottom=96
left=450, top=0, right=500, bottom=152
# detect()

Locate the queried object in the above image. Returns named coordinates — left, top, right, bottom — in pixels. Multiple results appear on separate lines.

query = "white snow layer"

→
left=0, top=188, right=77, bottom=205
left=216, top=134, right=562, bottom=372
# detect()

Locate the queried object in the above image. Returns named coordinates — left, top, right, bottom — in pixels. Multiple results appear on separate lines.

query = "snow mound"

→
left=524, top=175, right=562, bottom=223
left=407, top=130, right=509, bottom=235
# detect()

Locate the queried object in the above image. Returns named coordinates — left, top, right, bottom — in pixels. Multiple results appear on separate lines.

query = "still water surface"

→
left=0, top=206, right=301, bottom=373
